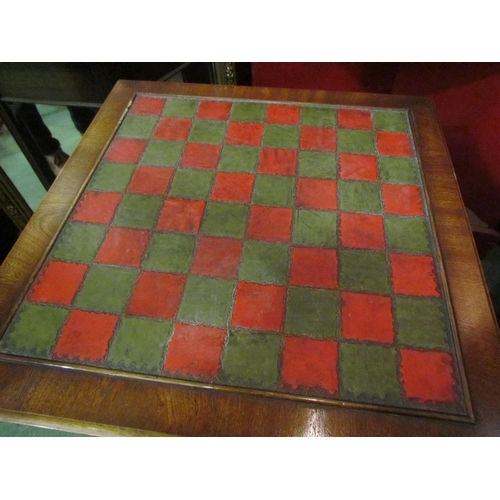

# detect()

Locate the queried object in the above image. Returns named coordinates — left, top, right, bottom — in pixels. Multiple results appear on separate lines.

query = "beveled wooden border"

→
left=0, top=81, right=498, bottom=436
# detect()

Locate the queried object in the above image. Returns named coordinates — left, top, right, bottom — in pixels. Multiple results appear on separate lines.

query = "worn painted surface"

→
left=0, top=94, right=471, bottom=420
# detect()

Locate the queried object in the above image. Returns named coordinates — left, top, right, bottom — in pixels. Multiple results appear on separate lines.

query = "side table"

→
left=0, top=80, right=498, bottom=436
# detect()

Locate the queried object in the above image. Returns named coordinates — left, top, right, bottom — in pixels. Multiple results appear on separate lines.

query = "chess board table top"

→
left=0, top=80, right=499, bottom=436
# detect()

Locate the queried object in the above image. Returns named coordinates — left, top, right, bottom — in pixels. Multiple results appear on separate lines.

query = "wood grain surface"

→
left=0, top=80, right=498, bottom=436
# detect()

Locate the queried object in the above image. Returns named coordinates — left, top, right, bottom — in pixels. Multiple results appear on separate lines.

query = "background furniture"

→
left=0, top=165, right=32, bottom=263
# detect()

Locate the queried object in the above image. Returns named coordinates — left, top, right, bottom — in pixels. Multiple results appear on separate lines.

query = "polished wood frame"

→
left=0, top=80, right=499, bottom=436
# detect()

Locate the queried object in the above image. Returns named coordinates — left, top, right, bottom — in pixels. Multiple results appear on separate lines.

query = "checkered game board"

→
left=0, top=93, right=471, bottom=420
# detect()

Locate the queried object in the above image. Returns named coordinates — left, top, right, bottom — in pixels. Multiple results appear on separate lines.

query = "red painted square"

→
left=338, top=109, right=373, bottom=129
left=390, top=253, right=440, bottom=297
left=197, top=100, right=232, bottom=120
left=156, top=198, right=205, bottom=234
left=72, top=191, right=122, bottom=224
left=128, top=166, right=174, bottom=196
left=104, top=138, right=148, bottom=163
left=290, top=247, right=338, bottom=289
left=300, top=127, right=337, bottom=151
left=96, top=228, right=151, bottom=267
left=258, top=148, right=297, bottom=176
left=130, top=96, right=166, bottom=115
left=153, top=117, right=192, bottom=141
left=341, top=292, right=394, bottom=343
left=164, top=323, right=227, bottom=378
left=191, top=236, right=243, bottom=279
left=210, top=172, right=254, bottom=203
left=226, top=122, right=264, bottom=146
left=383, top=184, right=424, bottom=216
left=27, top=260, right=88, bottom=306
left=180, top=143, right=221, bottom=170
left=246, top=206, right=293, bottom=243
left=296, top=178, right=337, bottom=210
left=281, top=337, right=339, bottom=395
left=377, top=131, right=412, bottom=156
left=340, top=212, right=386, bottom=250
left=126, top=271, right=186, bottom=320
left=54, top=310, right=119, bottom=362
left=400, top=348, right=457, bottom=403
left=231, top=282, right=286, bottom=333
left=266, top=104, right=301, bottom=125
left=339, top=153, right=378, bottom=181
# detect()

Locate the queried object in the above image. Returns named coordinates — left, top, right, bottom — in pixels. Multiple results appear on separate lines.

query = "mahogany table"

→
left=0, top=80, right=499, bottom=436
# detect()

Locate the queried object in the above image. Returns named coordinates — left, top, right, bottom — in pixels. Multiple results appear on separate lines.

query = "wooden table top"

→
left=0, top=80, right=499, bottom=436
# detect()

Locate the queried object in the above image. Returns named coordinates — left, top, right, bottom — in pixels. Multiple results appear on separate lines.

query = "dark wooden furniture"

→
left=0, top=80, right=499, bottom=436
left=0, top=166, right=32, bottom=264
left=0, top=63, right=238, bottom=106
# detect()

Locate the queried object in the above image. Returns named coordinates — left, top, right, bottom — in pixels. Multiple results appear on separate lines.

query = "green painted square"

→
left=337, top=129, right=376, bottom=155
left=338, top=180, right=382, bottom=214
left=298, top=151, right=337, bottom=179
left=239, top=241, right=289, bottom=285
left=230, top=102, right=267, bottom=122
left=177, top=276, right=235, bottom=327
left=51, top=222, right=107, bottom=263
left=141, top=140, right=184, bottom=167
left=293, top=210, right=337, bottom=247
left=220, top=330, right=281, bottom=390
left=201, top=202, right=249, bottom=239
left=385, top=215, right=431, bottom=254
left=117, top=115, right=157, bottom=139
left=163, top=97, right=199, bottom=118
left=112, top=194, right=163, bottom=229
left=143, top=233, right=196, bottom=273
left=301, top=106, right=336, bottom=127
left=252, top=175, right=294, bottom=207
left=285, top=287, right=338, bottom=339
left=188, top=120, right=226, bottom=144
left=263, top=124, right=300, bottom=149
left=339, top=249, right=390, bottom=294
left=168, top=169, right=214, bottom=200
left=87, top=163, right=135, bottom=192
left=0, top=303, right=69, bottom=358
left=379, top=157, right=420, bottom=184
left=74, top=265, right=138, bottom=314
left=372, top=110, right=409, bottom=133
left=107, top=316, right=173, bottom=374
left=339, top=343, right=402, bottom=402
left=394, top=297, right=450, bottom=349
left=218, top=146, right=259, bottom=173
